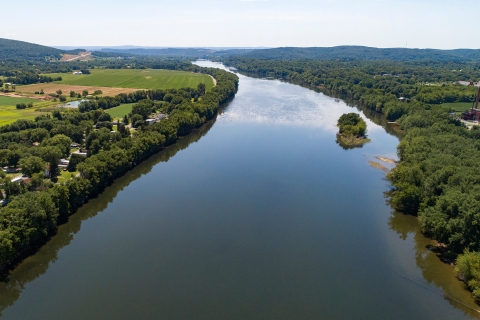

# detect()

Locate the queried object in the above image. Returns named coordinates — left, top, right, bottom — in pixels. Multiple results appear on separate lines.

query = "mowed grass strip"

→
left=43, top=69, right=214, bottom=91
left=105, top=103, right=135, bottom=119
left=0, top=95, right=38, bottom=106
left=441, top=102, right=475, bottom=112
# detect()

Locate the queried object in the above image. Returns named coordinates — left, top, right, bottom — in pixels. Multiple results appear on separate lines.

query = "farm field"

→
left=42, top=69, right=214, bottom=91
left=0, top=105, right=44, bottom=126
left=16, top=83, right=140, bottom=97
left=0, top=95, right=38, bottom=106
left=105, top=103, right=135, bottom=119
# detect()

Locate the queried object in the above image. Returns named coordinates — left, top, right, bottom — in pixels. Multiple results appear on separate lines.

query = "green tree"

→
left=7, top=150, right=22, bottom=167
left=42, top=134, right=72, bottom=157
left=37, top=146, right=62, bottom=179
left=19, top=156, right=45, bottom=177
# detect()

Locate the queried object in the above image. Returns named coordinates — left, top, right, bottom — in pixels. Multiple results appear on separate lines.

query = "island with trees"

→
left=336, top=113, right=369, bottom=146
left=223, top=52, right=480, bottom=303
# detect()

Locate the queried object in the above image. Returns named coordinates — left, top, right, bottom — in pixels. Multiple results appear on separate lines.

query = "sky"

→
left=3, top=0, right=479, bottom=49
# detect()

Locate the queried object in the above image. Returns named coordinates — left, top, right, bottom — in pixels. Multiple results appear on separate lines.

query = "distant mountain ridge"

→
left=235, top=46, right=480, bottom=61
left=98, top=47, right=255, bottom=57
left=2, top=38, right=480, bottom=62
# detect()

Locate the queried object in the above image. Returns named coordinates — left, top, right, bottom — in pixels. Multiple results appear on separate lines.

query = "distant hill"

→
left=0, top=38, right=87, bottom=62
left=0, top=38, right=64, bottom=61
left=99, top=47, right=256, bottom=58
left=100, top=47, right=217, bottom=57
left=235, top=46, right=480, bottom=61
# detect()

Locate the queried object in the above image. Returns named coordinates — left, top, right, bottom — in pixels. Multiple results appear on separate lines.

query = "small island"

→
left=336, top=113, right=370, bottom=146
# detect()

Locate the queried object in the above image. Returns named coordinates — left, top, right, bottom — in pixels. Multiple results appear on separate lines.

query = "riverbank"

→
left=227, top=62, right=480, bottom=313
left=0, top=65, right=239, bottom=276
left=1, top=61, right=478, bottom=319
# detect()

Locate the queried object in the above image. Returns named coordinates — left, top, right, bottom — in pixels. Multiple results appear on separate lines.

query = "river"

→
left=0, top=61, right=478, bottom=319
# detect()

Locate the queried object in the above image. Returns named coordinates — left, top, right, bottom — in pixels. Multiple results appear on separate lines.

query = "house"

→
left=58, top=159, right=70, bottom=170
left=70, top=142, right=81, bottom=148
left=3, top=167, right=21, bottom=174
left=10, top=176, right=24, bottom=183
left=457, top=81, right=474, bottom=86
left=155, top=113, right=167, bottom=121
left=73, top=71, right=83, bottom=75
left=59, top=159, right=70, bottom=166
left=72, top=151, right=87, bottom=157
left=44, top=164, right=50, bottom=178
left=146, top=119, right=156, bottom=126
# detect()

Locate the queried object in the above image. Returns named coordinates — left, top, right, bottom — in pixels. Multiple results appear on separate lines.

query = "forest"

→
left=0, top=38, right=91, bottom=62
left=0, top=61, right=238, bottom=274
left=224, top=56, right=480, bottom=303
left=236, top=46, right=480, bottom=62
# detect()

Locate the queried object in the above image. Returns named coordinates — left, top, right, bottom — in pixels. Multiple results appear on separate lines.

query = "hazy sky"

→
left=4, top=0, right=478, bottom=49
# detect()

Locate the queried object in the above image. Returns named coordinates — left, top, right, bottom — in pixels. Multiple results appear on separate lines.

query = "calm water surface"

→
left=0, top=61, right=478, bottom=319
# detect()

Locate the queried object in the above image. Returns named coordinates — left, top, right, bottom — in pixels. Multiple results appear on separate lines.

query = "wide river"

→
left=0, top=61, right=479, bottom=319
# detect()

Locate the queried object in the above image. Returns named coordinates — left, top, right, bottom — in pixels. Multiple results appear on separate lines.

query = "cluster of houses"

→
left=2, top=112, right=169, bottom=189
left=2, top=142, right=89, bottom=185
left=145, top=113, right=168, bottom=126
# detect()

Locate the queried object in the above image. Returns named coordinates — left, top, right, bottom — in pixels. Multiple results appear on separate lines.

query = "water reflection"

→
left=234, top=69, right=403, bottom=140
left=388, top=208, right=480, bottom=318
left=335, top=136, right=365, bottom=150
left=0, top=117, right=218, bottom=316
left=1, top=61, right=478, bottom=319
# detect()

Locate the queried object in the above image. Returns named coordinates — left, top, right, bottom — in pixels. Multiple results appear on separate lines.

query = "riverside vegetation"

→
left=225, top=56, right=480, bottom=303
left=0, top=62, right=238, bottom=273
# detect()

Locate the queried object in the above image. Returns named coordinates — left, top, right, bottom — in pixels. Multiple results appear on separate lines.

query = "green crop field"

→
left=43, top=69, right=214, bottom=91
left=0, top=96, right=38, bottom=107
left=105, top=103, right=135, bottom=119
left=0, top=106, right=44, bottom=126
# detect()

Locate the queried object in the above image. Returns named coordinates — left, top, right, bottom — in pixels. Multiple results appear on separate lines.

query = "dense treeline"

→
left=4, top=73, right=60, bottom=85
left=225, top=57, right=480, bottom=303
left=77, top=84, right=206, bottom=113
left=0, top=63, right=238, bottom=273
left=236, top=46, right=480, bottom=62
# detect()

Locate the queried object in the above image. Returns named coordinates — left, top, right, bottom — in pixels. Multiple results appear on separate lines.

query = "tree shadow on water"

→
left=385, top=191, right=480, bottom=319
left=0, top=116, right=219, bottom=316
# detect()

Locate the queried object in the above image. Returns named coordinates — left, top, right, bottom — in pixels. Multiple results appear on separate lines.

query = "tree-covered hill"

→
left=0, top=38, right=65, bottom=61
left=235, top=46, right=480, bottom=62
left=0, top=38, right=89, bottom=62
